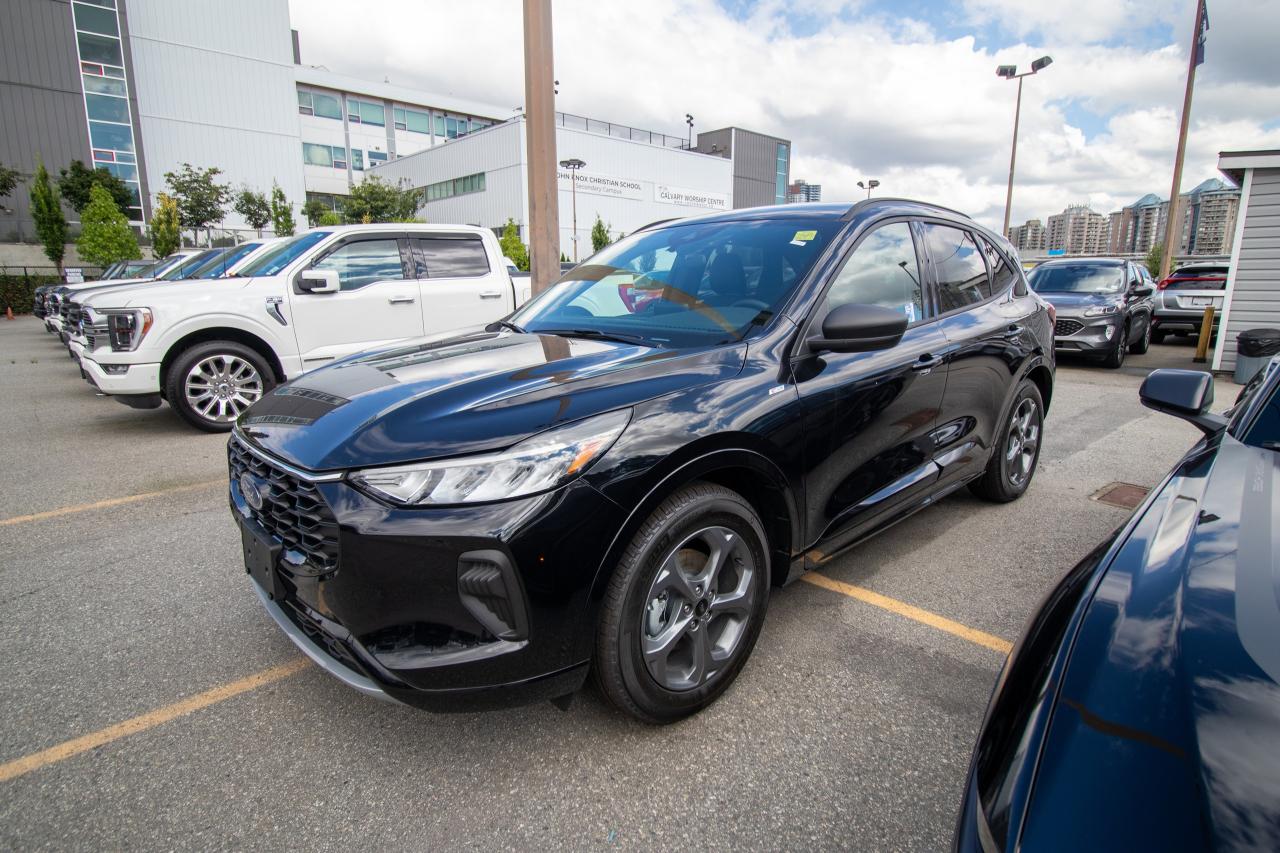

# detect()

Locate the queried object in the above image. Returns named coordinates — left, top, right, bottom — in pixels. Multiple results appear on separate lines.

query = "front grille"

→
left=281, top=597, right=367, bottom=676
left=228, top=437, right=340, bottom=574
left=1055, top=319, right=1084, bottom=337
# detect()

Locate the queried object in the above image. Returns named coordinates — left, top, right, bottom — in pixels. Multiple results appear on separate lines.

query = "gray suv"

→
left=1028, top=258, right=1155, bottom=369
left=1151, top=263, right=1227, bottom=343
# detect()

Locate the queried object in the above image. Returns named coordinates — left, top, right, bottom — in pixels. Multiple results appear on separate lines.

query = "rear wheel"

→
left=164, top=341, right=273, bottom=432
left=594, top=482, right=770, bottom=724
left=970, top=380, right=1044, bottom=503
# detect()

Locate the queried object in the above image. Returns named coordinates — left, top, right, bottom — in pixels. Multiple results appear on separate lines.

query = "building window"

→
left=297, top=90, right=313, bottom=115
left=351, top=149, right=364, bottom=171
left=298, top=88, right=341, bottom=120
left=424, top=172, right=486, bottom=202
left=83, top=73, right=126, bottom=96
left=85, top=92, right=129, bottom=124
left=88, top=120, right=133, bottom=152
left=72, top=2, right=118, bottom=36
left=347, top=97, right=385, bottom=126
left=76, top=31, right=123, bottom=66
left=368, top=151, right=388, bottom=167
left=774, top=143, right=789, bottom=204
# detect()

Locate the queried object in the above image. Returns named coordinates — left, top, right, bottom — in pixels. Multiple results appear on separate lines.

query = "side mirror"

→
left=1133, top=285, right=1154, bottom=297
left=299, top=269, right=339, bottom=293
left=1139, top=369, right=1226, bottom=436
left=809, top=303, right=909, bottom=354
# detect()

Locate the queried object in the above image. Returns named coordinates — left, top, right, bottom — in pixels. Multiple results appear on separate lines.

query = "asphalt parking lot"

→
left=0, top=317, right=1224, bottom=851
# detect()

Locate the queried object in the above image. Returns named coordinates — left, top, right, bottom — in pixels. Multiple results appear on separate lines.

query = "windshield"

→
left=508, top=218, right=842, bottom=347
left=190, top=242, right=261, bottom=279
left=1028, top=264, right=1124, bottom=294
left=160, top=249, right=224, bottom=281
left=239, top=231, right=331, bottom=277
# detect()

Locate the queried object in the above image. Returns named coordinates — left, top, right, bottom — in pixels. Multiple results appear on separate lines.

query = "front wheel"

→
left=594, top=482, right=770, bottom=724
left=1129, top=318, right=1151, bottom=354
left=1102, top=329, right=1127, bottom=368
left=969, top=380, right=1044, bottom=503
left=164, top=341, right=274, bottom=432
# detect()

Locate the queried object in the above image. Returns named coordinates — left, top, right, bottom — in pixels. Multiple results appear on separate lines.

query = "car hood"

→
left=1036, top=291, right=1122, bottom=312
left=236, top=330, right=746, bottom=471
left=86, top=276, right=253, bottom=308
left=1024, top=434, right=1280, bottom=850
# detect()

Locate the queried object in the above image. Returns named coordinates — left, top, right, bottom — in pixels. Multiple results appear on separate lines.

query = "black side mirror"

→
left=1139, top=369, right=1226, bottom=436
left=809, top=303, right=909, bottom=354
left=1133, top=285, right=1154, bottom=297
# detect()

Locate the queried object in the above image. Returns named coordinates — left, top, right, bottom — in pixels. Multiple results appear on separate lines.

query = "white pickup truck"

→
left=78, top=224, right=533, bottom=431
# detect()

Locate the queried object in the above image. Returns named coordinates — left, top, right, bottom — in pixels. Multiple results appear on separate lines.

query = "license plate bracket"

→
left=240, top=518, right=284, bottom=601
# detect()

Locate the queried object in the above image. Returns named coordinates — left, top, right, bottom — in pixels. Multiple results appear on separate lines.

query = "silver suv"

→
left=1151, top=263, right=1228, bottom=344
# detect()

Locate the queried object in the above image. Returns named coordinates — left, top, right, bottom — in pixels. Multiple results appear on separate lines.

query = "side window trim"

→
left=801, top=216, right=931, bottom=342
left=916, top=218, right=1006, bottom=319
left=292, top=233, right=410, bottom=293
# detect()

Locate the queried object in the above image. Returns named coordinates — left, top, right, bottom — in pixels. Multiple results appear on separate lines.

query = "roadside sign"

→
left=65, top=268, right=84, bottom=284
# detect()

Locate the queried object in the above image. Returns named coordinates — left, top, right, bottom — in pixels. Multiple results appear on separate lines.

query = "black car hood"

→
left=1023, top=435, right=1280, bottom=850
left=1036, top=291, right=1121, bottom=311
left=238, top=330, right=746, bottom=471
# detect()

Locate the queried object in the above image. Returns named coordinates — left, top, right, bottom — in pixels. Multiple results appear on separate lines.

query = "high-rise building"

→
left=786, top=179, right=821, bottom=203
left=1046, top=205, right=1107, bottom=255
left=1180, top=177, right=1240, bottom=255
left=1007, top=219, right=1045, bottom=252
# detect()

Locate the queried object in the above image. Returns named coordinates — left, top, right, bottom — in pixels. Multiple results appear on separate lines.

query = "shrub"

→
left=1, top=273, right=60, bottom=315
left=149, top=193, right=181, bottom=257
left=76, top=184, right=141, bottom=266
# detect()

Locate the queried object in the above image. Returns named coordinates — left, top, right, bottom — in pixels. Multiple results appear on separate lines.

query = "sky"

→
left=287, top=0, right=1280, bottom=230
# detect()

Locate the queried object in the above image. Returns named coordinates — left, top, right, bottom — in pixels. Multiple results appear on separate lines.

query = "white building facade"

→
left=371, top=117, right=735, bottom=260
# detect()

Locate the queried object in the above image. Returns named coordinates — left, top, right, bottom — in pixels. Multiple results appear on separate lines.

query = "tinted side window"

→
left=417, top=238, right=491, bottom=278
left=822, top=222, right=924, bottom=324
left=312, top=239, right=405, bottom=291
left=980, top=237, right=1019, bottom=296
left=922, top=223, right=991, bottom=312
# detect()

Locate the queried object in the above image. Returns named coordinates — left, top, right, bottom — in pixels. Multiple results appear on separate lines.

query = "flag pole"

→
left=1158, top=0, right=1206, bottom=282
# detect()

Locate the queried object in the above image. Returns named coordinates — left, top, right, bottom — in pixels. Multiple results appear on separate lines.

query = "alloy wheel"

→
left=184, top=354, right=263, bottom=423
left=1005, top=397, right=1040, bottom=487
left=640, top=525, right=757, bottom=692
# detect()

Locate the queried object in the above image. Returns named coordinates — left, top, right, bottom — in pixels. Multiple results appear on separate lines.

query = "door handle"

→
left=479, top=291, right=503, bottom=300
left=912, top=354, right=943, bottom=372
left=1003, top=325, right=1024, bottom=339
left=388, top=296, right=416, bottom=304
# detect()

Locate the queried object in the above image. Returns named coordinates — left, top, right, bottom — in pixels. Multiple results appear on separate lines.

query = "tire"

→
left=1129, top=317, right=1151, bottom=354
left=1102, top=329, right=1127, bottom=368
left=969, top=379, right=1044, bottom=503
left=164, top=341, right=274, bottom=433
left=594, top=482, right=771, bottom=724
left=1151, top=328, right=1167, bottom=345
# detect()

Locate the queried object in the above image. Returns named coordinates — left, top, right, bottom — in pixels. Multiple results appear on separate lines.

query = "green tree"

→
left=76, top=183, right=140, bottom=266
left=57, top=160, right=133, bottom=216
left=1145, top=242, right=1164, bottom=278
left=498, top=218, right=529, bottom=271
left=148, top=192, right=181, bottom=258
left=302, top=199, right=328, bottom=228
left=590, top=214, right=612, bottom=253
left=28, top=160, right=67, bottom=272
left=270, top=183, right=295, bottom=236
left=341, top=175, right=420, bottom=223
left=317, top=210, right=342, bottom=226
left=163, top=163, right=231, bottom=245
left=0, top=162, right=20, bottom=202
left=233, top=188, right=271, bottom=236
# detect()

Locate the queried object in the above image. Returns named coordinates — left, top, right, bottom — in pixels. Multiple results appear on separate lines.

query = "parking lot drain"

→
left=1091, top=482, right=1150, bottom=510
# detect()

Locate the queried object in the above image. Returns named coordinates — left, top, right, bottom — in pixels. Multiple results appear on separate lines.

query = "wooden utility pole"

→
left=522, top=0, right=560, bottom=295
left=1158, top=0, right=1206, bottom=282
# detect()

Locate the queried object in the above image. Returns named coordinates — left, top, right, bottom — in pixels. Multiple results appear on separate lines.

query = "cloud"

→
left=288, top=0, right=1280, bottom=229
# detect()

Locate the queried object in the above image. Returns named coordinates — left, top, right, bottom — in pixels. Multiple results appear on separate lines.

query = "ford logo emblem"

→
left=239, top=472, right=265, bottom=511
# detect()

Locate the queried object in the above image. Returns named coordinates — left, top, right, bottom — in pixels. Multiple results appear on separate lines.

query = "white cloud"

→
left=288, top=0, right=1280, bottom=230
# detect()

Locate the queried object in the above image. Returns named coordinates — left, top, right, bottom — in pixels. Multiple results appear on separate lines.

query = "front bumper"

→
left=229, top=436, right=626, bottom=711
left=1052, top=314, right=1122, bottom=357
left=80, top=356, right=163, bottom=397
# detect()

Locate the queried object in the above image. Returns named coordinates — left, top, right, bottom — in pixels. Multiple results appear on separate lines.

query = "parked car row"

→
left=35, top=224, right=531, bottom=431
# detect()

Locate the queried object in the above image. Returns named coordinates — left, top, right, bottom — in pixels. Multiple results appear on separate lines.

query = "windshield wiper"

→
left=534, top=328, right=658, bottom=348
left=486, top=319, right=526, bottom=334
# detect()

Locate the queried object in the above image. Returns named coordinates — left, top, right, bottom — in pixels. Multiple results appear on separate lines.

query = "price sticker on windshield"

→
left=790, top=230, right=817, bottom=247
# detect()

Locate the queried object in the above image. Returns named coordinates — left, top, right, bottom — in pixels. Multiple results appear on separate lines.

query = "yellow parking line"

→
left=800, top=572, right=1014, bottom=655
left=0, top=479, right=223, bottom=528
left=0, top=658, right=309, bottom=784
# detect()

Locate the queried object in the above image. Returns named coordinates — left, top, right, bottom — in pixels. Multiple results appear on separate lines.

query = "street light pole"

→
left=857, top=179, right=879, bottom=199
left=522, top=0, right=560, bottom=295
left=997, top=56, right=1052, bottom=239
left=686, top=114, right=694, bottom=148
left=559, top=158, right=585, bottom=262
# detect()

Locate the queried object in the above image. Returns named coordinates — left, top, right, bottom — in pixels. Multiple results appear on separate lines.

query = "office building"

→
left=693, top=127, right=791, bottom=208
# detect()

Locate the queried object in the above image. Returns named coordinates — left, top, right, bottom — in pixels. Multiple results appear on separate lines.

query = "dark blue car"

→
left=956, top=359, right=1280, bottom=851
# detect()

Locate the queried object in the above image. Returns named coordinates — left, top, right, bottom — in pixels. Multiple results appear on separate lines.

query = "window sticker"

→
left=790, top=229, right=817, bottom=247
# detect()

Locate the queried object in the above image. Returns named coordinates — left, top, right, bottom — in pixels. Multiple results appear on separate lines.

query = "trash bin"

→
left=1234, top=328, right=1280, bottom=384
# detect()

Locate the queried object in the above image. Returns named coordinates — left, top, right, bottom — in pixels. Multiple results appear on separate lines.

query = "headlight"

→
left=1084, top=305, right=1119, bottom=317
left=102, top=308, right=154, bottom=351
left=350, top=409, right=631, bottom=506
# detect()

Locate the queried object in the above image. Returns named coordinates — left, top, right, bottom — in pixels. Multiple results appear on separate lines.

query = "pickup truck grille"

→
left=228, top=437, right=340, bottom=575
left=1054, top=319, right=1084, bottom=337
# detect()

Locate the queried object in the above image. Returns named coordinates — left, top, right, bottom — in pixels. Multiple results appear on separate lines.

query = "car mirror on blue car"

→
left=1140, top=369, right=1227, bottom=435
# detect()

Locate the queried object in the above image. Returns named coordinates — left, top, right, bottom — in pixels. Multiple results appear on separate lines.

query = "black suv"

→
left=229, top=200, right=1055, bottom=723
left=1028, top=258, right=1155, bottom=368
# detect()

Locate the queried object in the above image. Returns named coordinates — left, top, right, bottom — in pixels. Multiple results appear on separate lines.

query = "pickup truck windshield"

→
left=509, top=218, right=841, bottom=348
left=239, top=231, right=330, bottom=277
left=1028, top=264, right=1124, bottom=294
left=159, top=249, right=223, bottom=281
left=190, top=241, right=261, bottom=279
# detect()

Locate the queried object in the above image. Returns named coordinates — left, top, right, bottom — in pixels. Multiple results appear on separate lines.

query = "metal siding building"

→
left=694, top=127, right=791, bottom=209
left=372, top=117, right=735, bottom=259
left=1213, top=150, right=1280, bottom=373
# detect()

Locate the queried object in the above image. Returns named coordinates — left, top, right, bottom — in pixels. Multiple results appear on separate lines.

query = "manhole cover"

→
left=1091, top=482, right=1151, bottom=509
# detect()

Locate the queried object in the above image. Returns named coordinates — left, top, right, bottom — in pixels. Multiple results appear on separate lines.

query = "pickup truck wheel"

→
left=165, top=341, right=273, bottom=432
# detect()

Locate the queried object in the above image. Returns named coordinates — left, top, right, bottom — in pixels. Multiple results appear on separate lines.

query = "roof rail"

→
left=839, top=197, right=975, bottom=221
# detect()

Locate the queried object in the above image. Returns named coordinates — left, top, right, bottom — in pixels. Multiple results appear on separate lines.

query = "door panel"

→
left=794, top=220, right=947, bottom=552
left=288, top=237, right=424, bottom=367
left=412, top=237, right=513, bottom=335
